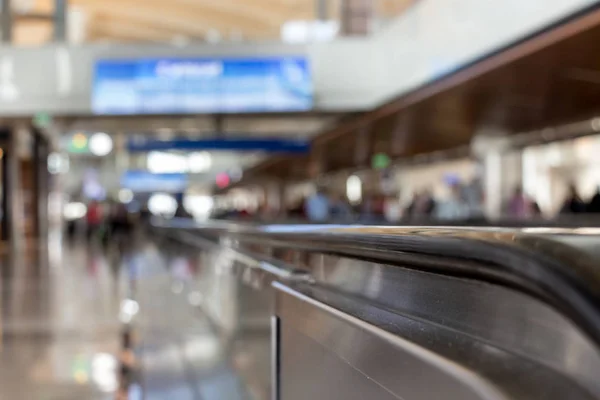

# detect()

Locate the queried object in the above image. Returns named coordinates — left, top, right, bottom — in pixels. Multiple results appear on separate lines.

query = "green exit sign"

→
left=33, top=112, right=52, bottom=128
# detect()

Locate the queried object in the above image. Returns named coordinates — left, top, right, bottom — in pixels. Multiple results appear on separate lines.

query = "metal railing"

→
left=150, top=219, right=600, bottom=399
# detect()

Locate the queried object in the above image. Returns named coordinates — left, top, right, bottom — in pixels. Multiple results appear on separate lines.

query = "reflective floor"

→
left=0, top=239, right=123, bottom=399
left=0, top=232, right=269, bottom=399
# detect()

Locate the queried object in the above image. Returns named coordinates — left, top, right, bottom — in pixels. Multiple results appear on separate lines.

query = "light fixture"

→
left=11, top=0, right=34, bottom=13
left=228, top=167, right=243, bottom=182
left=188, top=291, right=203, bottom=306
left=148, top=193, right=178, bottom=217
left=187, top=152, right=212, bottom=173
left=147, top=151, right=187, bottom=174
left=48, top=152, right=70, bottom=174
left=63, top=202, right=87, bottom=220
left=70, top=133, right=88, bottom=152
left=216, top=173, right=230, bottom=188
left=89, top=132, right=113, bottom=156
left=346, top=175, right=362, bottom=204
left=119, top=298, right=140, bottom=323
left=183, top=195, right=214, bottom=219
left=118, top=189, right=134, bottom=204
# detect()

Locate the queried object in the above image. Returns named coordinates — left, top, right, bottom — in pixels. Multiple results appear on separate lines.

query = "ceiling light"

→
left=148, top=193, right=178, bottom=217
left=118, top=189, right=134, bottom=204
left=48, top=152, right=70, bottom=174
left=346, top=175, right=362, bottom=204
left=89, top=132, right=113, bottom=156
left=188, top=152, right=212, bottom=173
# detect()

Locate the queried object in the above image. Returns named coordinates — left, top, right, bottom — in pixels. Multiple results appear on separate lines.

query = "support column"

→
left=1, top=127, right=23, bottom=250
left=340, top=0, right=372, bottom=36
left=1, top=0, right=12, bottom=43
left=481, top=152, right=503, bottom=220
left=264, top=180, right=285, bottom=219
left=500, top=151, right=523, bottom=200
left=1, top=128, right=10, bottom=241
left=54, top=0, right=67, bottom=42
left=214, top=115, right=224, bottom=138
left=115, top=132, right=130, bottom=192
left=471, top=130, right=519, bottom=219
left=354, top=124, right=371, bottom=168
left=316, top=0, right=328, bottom=20
left=32, top=129, right=50, bottom=240
left=308, top=151, right=322, bottom=179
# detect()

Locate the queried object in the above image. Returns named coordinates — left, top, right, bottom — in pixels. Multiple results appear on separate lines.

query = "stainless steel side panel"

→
left=274, top=282, right=508, bottom=400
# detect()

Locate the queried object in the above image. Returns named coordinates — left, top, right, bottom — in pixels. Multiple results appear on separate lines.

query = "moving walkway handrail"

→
left=159, top=225, right=311, bottom=281
left=153, top=219, right=600, bottom=348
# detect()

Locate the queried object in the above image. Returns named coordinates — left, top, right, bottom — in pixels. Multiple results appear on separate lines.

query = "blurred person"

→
left=435, top=183, right=469, bottom=221
left=587, top=187, right=600, bottom=213
left=463, top=177, right=484, bottom=219
left=86, top=200, right=103, bottom=241
left=384, top=195, right=403, bottom=223
left=421, top=189, right=436, bottom=216
left=110, top=201, right=130, bottom=236
left=531, top=200, right=542, bottom=216
left=287, top=198, right=306, bottom=220
left=361, top=194, right=386, bottom=223
left=174, top=201, right=192, bottom=218
left=139, top=204, right=151, bottom=226
left=330, top=193, right=353, bottom=222
left=174, top=193, right=192, bottom=218
left=560, top=184, right=586, bottom=214
left=506, top=186, right=530, bottom=219
left=305, top=187, right=330, bottom=223
left=410, top=189, right=436, bottom=218
left=405, top=192, right=418, bottom=217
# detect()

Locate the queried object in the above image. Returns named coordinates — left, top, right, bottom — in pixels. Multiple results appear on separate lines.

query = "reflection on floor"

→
left=0, top=239, right=122, bottom=399
left=0, top=234, right=269, bottom=399
left=134, top=239, right=270, bottom=400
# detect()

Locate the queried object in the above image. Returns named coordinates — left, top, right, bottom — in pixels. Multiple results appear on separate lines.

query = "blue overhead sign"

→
left=92, top=57, right=312, bottom=115
left=127, top=137, right=310, bottom=153
left=121, top=171, right=188, bottom=193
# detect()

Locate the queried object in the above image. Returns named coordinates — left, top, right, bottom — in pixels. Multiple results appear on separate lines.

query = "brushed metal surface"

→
left=280, top=323, right=400, bottom=400
left=271, top=316, right=280, bottom=400
left=275, top=283, right=507, bottom=400
left=300, top=254, right=600, bottom=397
left=163, top=222, right=600, bottom=346
left=275, top=281, right=598, bottom=400
left=156, top=223, right=600, bottom=399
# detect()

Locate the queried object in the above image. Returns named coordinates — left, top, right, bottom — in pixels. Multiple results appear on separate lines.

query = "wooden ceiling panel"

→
left=74, top=0, right=276, bottom=40
left=88, top=17, right=187, bottom=42
left=15, top=0, right=413, bottom=45
left=13, top=19, right=52, bottom=46
left=234, top=6, right=600, bottom=186
left=167, top=0, right=313, bottom=26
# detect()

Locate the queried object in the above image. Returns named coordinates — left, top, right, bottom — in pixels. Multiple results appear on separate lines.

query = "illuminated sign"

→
left=68, top=133, right=88, bottom=153
left=92, top=57, right=313, bottom=115
left=372, top=153, right=391, bottom=170
left=121, top=171, right=188, bottom=193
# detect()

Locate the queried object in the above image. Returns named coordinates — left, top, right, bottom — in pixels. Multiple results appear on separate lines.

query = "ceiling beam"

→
left=73, top=0, right=279, bottom=38
left=169, top=0, right=313, bottom=27
left=30, top=0, right=54, bottom=14
left=377, top=0, right=416, bottom=17
left=88, top=17, right=194, bottom=42
left=13, top=20, right=52, bottom=46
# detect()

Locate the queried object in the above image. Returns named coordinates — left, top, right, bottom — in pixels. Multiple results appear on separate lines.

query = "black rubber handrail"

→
left=153, top=220, right=600, bottom=348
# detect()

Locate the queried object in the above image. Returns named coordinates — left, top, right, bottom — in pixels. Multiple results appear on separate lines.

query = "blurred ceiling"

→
left=12, top=0, right=414, bottom=46
left=59, top=114, right=344, bottom=139
left=228, top=6, right=600, bottom=185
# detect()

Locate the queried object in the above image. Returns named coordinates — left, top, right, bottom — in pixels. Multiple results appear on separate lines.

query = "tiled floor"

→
left=0, top=233, right=270, bottom=399
left=132, top=238, right=270, bottom=400
left=0, top=238, right=123, bottom=399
